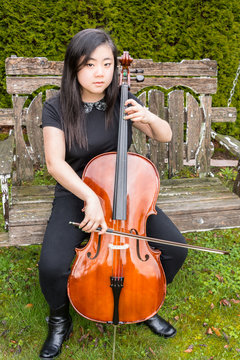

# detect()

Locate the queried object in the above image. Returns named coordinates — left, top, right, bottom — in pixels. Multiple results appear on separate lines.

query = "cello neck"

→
left=112, top=52, right=133, bottom=220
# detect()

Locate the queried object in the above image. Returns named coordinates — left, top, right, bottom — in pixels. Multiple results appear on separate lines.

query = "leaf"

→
left=212, top=327, right=221, bottom=337
left=96, top=323, right=105, bottom=334
left=149, top=347, right=156, bottom=356
left=210, top=303, right=215, bottom=309
left=220, top=299, right=231, bottom=307
left=174, top=316, right=179, bottom=321
left=172, top=305, right=178, bottom=310
left=15, top=345, right=22, bottom=354
left=184, top=345, right=193, bottom=353
left=215, top=274, right=224, bottom=282
left=206, top=327, right=213, bottom=335
left=230, top=299, right=240, bottom=304
left=78, top=332, right=89, bottom=343
left=222, top=331, right=230, bottom=343
left=25, top=303, right=33, bottom=308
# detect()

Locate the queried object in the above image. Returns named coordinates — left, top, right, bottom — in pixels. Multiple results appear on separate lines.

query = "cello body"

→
left=67, top=152, right=166, bottom=324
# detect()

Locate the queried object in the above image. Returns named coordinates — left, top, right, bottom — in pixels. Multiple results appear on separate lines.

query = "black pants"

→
left=39, top=194, right=188, bottom=309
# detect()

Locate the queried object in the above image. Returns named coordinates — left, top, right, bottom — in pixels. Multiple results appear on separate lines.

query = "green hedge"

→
left=0, top=0, right=239, bottom=137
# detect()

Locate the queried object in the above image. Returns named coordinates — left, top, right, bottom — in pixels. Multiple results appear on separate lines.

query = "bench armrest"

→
left=0, top=132, right=15, bottom=230
left=211, top=130, right=240, bottom=197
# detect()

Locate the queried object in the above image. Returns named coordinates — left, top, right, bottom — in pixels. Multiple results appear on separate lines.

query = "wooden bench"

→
left=0, top=56, right=239, bottom=246
left=0, top=131, right=14, bottom=230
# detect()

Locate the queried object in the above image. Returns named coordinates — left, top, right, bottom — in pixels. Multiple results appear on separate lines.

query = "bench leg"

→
left=0, top=174, right=11, bottom=231
left=233, top=159, right=240, bottom=197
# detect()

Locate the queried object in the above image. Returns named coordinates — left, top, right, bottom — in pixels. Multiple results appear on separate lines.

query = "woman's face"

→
left=77, top=43, right=115, bottom=103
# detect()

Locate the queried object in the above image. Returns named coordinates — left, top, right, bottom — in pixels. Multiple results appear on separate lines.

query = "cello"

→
left=67, top=51, right=167, bottom=326
left=67, top=52, right=229, bottom=356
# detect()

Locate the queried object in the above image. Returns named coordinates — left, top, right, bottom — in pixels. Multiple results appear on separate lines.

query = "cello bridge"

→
left=108, top=244, right=129, bottom=250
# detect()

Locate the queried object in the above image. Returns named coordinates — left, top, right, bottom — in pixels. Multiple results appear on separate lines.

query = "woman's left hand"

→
left=124, top=99, right=153, bottom=125
left=124, top=98, right=172, bottom=143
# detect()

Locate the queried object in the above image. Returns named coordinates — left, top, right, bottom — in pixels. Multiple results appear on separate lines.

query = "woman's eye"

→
left=86, top=63, right=94, bottom=67
left=104, top=63, right=112, bottom=67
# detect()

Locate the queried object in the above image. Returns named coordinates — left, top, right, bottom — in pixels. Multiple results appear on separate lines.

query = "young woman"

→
left=39, top=28, right=188, bottom=359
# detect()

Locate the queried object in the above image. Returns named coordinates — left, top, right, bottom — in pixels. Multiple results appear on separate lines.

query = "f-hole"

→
left=130, top=229, right=149, bottom=262
left=87, top=235, right=102, bottom=260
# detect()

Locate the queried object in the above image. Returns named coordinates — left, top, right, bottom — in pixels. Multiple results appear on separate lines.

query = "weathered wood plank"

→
left=131, top=59, right=217, bottom=76
left=6, top=76, right=61, bottom=95
left=124, top=77, right=218, bottom=95
left=211, top=130, right=240, bottom=158
left=6, top=57, right=217, bottom=77
left=9, top=202, right=52, bottom=225
left=186, top=93, right=202, bottom=161
left=2, top=105, right=234, bottom=127
left=168, top=90, right=184, bottom=177
left=159, top=178, right=237, bottom=200
left=0, top=232, right=9, bottom=246
left=45, top=89, right=60, bottom=100
left=148, top=90, right=167, bottom=176
left=157, top=178, right=240, bottom=232
left=0, top=133, right=14, bottom=175
left=130, top=92, right=148, bottom=157
left=13, top=96, right=34, bottom=182
left=6, top=76, right=218, bottom=95
left=0, top=133, right=15, bottom=230
left=0, top=108, right=28, bottom=126
left=5, top=57, right=64, bottom=75
left=233, top=159, right=240, bottom=197
left=9, top=223, right=49, bottom=245
left=0, top=108, right=15, bottom=126
left=195, top=96, right=212, bottom=177
left=11, top=185, right=55, bottom=203
left=161, top=209, right=240, bottom=233
left=7, top=178, right=240, bottom=245
left=211, top=107, right=237, bottom=123
left=25, top=93, right=45, bottom=164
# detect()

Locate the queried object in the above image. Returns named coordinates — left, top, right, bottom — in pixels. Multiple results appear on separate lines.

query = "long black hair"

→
left=60, top=29, right=119, bottom=149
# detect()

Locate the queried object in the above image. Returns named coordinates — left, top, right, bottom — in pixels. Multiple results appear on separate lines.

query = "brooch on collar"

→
left=83, top=99, right=107, bottom=113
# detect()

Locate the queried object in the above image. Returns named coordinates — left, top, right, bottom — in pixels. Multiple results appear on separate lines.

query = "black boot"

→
left=143, top=314, right=176, bottom=338
left=39, top=303, right=73, bottom=359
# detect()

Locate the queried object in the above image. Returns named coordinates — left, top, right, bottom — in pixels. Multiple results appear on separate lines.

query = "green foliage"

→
left=217, top=167, right=237, bottom=190
left=0, top=229, right=240, bottom=358
left=21, top=165, right=56, bottom=186
left=0, top=0, right=239, bottom=135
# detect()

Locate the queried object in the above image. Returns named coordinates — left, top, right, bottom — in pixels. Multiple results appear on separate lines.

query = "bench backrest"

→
left=3, top=56, right=237, bottom=182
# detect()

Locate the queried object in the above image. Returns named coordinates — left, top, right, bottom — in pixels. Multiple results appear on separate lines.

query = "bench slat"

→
left=8, top=178, right=240, bottom=245
left=0, top=133, right=14, bottom=175
left=6, top=57, right=217, bottom=77
left=6, top=76, right=218, bottom=95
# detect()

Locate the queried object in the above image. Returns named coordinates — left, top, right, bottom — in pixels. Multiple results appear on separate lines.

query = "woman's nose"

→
left=95, top=65, right=104, bottom=76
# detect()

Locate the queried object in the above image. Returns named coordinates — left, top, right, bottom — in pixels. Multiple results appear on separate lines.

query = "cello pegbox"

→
left=118, top=51, right=133, bottom=88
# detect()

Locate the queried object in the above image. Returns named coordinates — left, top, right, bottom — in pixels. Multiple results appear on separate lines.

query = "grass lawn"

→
left=0, top=228, right=240, bottom=360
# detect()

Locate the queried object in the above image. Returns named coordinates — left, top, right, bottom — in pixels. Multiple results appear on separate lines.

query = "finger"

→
left=125, top=105, right=138, bottom=114
left=125, top=114, right=143, bottom=122
left=98, top=221, right=108, bottom=235
left=125, top=98, right=137, bottom=106
left=79, top=218, right=89, bottom=229
left=81, top=220, right=95, bottom=232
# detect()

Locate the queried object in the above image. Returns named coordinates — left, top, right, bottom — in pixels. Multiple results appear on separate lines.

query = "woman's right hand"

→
left=79, top=193, right=108, bottom=235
